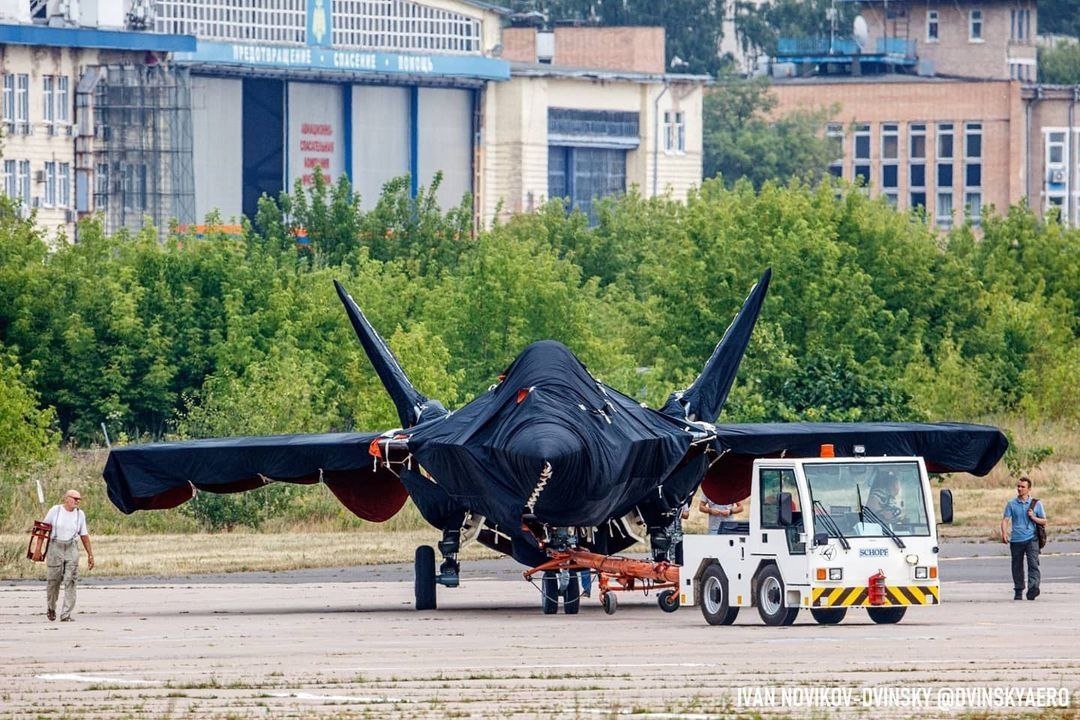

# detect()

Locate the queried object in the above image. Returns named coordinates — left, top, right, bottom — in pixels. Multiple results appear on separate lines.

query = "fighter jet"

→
left=103, top=269, right=1007, bottom=613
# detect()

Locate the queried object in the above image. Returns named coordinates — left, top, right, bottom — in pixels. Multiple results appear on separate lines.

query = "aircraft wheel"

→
left=867, top=606, right=907, bottom=624
left=755, top=565, right=799, bottom=626
left=563, top=573, right=580, bottom=614
left=414, top=545, right=437, bottom=611
left=601, top=592, right=618, bottom=615
left=699, top=565, right=740, bottom=626
left=541, top=571, right=559, bottom=615
left=657, top=589, right=680, bottom=613
left=810, top=608, right=847, bottom=625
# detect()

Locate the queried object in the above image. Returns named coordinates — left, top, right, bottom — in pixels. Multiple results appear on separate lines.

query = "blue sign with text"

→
left=176, top=41, right=509, bottom=81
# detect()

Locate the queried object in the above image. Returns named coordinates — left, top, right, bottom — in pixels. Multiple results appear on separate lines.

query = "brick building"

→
left=767, top=0, right=1079, bottom=227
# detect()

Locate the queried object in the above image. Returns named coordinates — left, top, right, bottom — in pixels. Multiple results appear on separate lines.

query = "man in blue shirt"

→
left=1000, top=477, right=1047, bottom=600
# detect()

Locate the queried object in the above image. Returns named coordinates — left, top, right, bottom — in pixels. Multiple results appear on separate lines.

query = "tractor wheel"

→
left=755, top=565, right=799, bottom=626
left=699, top=564, right=740, bottom=626
left=810, top=608, right=847, bottom=625
left=601, top=592, right=618, bottom=615
left=868, top=606, right=907, bottom=624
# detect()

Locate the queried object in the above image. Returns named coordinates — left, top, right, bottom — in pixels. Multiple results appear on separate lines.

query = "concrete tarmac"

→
left=2, top=539, right=1078, bottom=719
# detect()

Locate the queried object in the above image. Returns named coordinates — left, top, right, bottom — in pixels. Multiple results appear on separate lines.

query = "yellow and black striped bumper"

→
left=812, top=585, right=939, bottom=607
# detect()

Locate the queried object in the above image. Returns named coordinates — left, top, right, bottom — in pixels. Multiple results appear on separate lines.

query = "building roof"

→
left=768, top=73, right=1006, bottom=86
left=457, top=0, right=511, bottom=14
left=0, top=23, right=196, bottom=52
left=510, top=62, right=710, bottom=84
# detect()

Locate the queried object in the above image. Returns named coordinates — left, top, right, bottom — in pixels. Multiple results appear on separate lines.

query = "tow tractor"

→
left=681, top=448, right=953, bottom=625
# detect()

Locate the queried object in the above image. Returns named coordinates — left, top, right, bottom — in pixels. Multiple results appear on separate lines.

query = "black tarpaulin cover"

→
left=405, top=340, right=693, bottom=529
left=103, top=432, right=409, bottom=522
left=700, top=422, right=1008, bottom=504
left=661, top=269, right=771, bottom=423
left=334, top=280, right=446, bottom=428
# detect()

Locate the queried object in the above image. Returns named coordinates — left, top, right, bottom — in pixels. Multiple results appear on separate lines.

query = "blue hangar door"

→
left=242, top=79, right=285, bottom=219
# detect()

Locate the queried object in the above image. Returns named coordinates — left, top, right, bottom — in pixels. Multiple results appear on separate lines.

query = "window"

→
left=937, top=122, right=954, bottom=188
left=1011, top=8, right=1031, bottom=41
left=853, top=123, right=871, bottom=186
left=15, top=74, right=28, bottom=133
left=964, top=122, right=982, bottom=197
left=2, top=159, right=15, bottom=198
left=2, top=75, right=13, bottom=132
left=663, top=111, right=685, bottom=153
left=927, top=11, right=939, bottom=42
left=58, top=163, right=70, bottom=208
left=548, top=146, right=627, bottom=223
left=1048, top=131, right=1066, bottom=167
left=936, top=191, right=953, bottom=229
left=44, top=162, right=57, bottom=207
left=880, top=123, right=899, bottom=203
left=43, top=76, right=54, bottom=129
left=970, top=10, right=983, bottom=41
left=804, top=462, right=931, bottom=538
left=17, top=160, right=30, bottom=206
left=54, top=76, right=70, bottom=128
left=826, top=123, right=844, bottom=178
left=965, top=192, right=982, bottom=226
left=909, top=123, right=926, bottom=211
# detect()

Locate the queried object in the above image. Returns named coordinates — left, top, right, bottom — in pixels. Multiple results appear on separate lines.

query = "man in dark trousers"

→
left=1000, top=477, right=1047, bottom=600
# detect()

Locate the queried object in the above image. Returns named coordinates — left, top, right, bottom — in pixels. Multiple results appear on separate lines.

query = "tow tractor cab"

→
left=681, top=450, right=955, bottom=626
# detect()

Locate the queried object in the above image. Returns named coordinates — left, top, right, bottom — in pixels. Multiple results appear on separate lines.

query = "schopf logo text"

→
left=859, top=548, right=889, bottom=557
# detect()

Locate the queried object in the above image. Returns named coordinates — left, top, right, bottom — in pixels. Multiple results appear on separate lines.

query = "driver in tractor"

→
left=866, top=470, right=903, bottom=523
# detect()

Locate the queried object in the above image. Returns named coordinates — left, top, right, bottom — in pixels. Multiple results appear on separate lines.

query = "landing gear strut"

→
left=413, top=528, right=464, bottom=610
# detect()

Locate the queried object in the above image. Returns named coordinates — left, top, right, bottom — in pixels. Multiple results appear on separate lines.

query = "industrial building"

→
left=0, top=0, right=707, bottom=239
left=0, top=0, right=194, bottom=237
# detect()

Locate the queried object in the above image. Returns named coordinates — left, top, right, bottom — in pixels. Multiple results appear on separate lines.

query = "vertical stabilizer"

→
left=334, top=280, right=446, bottom=428
left=661, top=268, right=771, bottom=423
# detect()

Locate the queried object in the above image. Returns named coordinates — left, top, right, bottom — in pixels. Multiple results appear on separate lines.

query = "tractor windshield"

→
left=803, top=461, right=930, bottom=537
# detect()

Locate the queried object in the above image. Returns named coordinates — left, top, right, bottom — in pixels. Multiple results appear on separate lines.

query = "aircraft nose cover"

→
left=405, top=341, right=691, bottom=528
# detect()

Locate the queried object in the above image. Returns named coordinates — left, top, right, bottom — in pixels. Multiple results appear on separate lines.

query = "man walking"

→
left=1001, top=477, right=1046, bottom=600
left=42, top=489, right=94, bottom=621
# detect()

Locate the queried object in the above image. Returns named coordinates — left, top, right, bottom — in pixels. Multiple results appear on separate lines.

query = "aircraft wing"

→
left=103, top=432, right=409, bottom=522
left=700, top=422, right=1008, bottom=504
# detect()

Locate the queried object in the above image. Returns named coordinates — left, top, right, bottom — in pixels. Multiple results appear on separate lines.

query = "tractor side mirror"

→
left=939, top=489, right=954, bottom=525
left=813, top=532, right=830, bottom=546
left=778, top=492, right=793, bottom=526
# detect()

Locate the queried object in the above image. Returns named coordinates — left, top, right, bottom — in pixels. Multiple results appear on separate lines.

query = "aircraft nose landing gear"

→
left=413, top=528, right=464, bottom=610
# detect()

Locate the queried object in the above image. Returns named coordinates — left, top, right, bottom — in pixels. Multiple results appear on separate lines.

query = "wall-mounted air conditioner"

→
left=1049, top=168, right=1066, bottom=184
left=34, top=170, right=45, bottom=183
left=64, top=209, right=76, bottom=222
left=31, top=196, right=42, bottom=208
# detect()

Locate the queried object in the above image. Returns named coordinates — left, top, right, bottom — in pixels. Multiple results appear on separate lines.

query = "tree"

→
left=703, top=78, right=837, bottom=187
left=1038, top=0, right=1080, bottom=38
left=0, top=348, right=59, bottom=469
left=1038, top=40, right=1080, bottom=84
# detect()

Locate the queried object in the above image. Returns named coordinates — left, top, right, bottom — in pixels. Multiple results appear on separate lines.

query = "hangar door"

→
left=417, top=88, right=474, bottom=210
left=352, top=85, right=411, bottom=210
left=191, top=76, right=243, bottom=222
left=287, top=82, right=345, bottom=192
left=242, top=79, right=284, bottom=220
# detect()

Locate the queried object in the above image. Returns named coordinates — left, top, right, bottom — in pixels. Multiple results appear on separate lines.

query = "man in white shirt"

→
left=699, top=493, right=744, bottom=534
left=41, top=489, right=94, bottom=621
